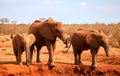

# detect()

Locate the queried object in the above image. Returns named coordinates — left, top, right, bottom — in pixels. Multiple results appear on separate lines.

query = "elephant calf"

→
left=69, top=29, right=109, bottom=68
left=11, top=33, right=36, bottom=66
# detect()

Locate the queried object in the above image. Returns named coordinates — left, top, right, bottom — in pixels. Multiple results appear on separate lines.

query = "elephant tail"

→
left=10, top=34, right=14, bottom=39
left=65, top=35, right=72, bottom=53
left=10, top=34, right=16, bottom=39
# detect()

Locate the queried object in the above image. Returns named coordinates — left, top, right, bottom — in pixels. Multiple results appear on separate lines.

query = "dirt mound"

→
left=0, top=62, right=120, bottom=76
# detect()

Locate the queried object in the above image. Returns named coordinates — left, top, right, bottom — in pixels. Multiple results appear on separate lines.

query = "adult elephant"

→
left=67, top=29, right=109, bottom=69
left=28, top=18, right=68, bottom=67
left=11, top=33, right=36, bottom=66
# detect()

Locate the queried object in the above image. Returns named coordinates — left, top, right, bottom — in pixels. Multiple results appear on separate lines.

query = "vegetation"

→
left=0, top=23, right=120, bottom=47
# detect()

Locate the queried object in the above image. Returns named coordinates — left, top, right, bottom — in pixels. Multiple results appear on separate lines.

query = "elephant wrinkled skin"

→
left=70, top=29, right=109, bottom=69
left=28, top=18, right=69, bottom=67
left=11, top=33, right=36, bottom=66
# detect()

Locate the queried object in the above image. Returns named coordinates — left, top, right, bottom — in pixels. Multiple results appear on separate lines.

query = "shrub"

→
left=0, top=23, right=120, bottom=48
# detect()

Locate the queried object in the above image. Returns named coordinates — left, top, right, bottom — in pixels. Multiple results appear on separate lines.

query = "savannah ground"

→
left=0, top=23, right=120, bottom=76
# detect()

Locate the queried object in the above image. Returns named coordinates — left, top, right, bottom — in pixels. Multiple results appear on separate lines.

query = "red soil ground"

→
left=0, top=35, right=120, bottom=76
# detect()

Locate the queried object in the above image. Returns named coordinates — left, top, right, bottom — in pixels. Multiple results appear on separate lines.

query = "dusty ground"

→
left=0, top=34, right=120, bottom=76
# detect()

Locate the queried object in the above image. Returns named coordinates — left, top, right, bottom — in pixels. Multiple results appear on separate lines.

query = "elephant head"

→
left=39, top=19, right=67, bottom=42
left=86, top=30, right=109, bottom=57
left=62, top=35, right=71, bottom=48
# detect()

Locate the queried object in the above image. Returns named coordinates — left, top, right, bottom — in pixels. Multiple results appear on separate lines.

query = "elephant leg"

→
left=90, top=49, right=98, bottom=69
left=66, top=44, right=68, bottom=48
left=13, top=48, right=18, bottom=64
left=64, top=41, right=68, bottom=48
left=52, top=41, right=56, bottom=52
left=48, top=41, right=56, bottom=64
left=78, top=50, right=83, bottom=65
left=26, top=52, right=31, bottom=66
left=14, top=51, right=19, bottom=64
left=36, top=45, right=42, bottom=62
left=18, top=50, right=23, bottom=65
left=72, top=44, right=79, bottom=65
left=30, top=45, right=34, bottom=64
left=45, top=39, right=55, bottom=67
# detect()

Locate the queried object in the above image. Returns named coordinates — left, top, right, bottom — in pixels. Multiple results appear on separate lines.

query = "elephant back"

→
left=28, top=20, right=41, bottom=35
left=44, top=17, right=55, bottom=23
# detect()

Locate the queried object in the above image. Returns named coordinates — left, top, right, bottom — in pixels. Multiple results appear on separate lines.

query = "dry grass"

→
left=0, top=24, right=29, bottom=34
left=64, top=23, right=120, bottom=47
left=0, top=23, right=120, bottom=47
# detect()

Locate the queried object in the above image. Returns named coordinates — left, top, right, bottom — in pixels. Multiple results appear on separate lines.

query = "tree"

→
left=11, top=21, right=17, bottom=24
left=0, top=18, right=9, bottom=24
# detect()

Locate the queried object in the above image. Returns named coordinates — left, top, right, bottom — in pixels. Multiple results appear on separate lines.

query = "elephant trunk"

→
left=24, top=40, right=31, bottom=66
left=60, top=33, right=66, bottom=42
left=61, top=34, right=70, bottom=47
left=26, top=44, right=31, bottom=66
left=57, top=28, right=70, bottom=47
left=102, top=43, right=109, bottom=57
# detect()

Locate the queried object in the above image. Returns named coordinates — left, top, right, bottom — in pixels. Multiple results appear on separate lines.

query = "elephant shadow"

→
left=0, top=61, right=84, bottom=66
left=0, top=61, right=29, bottom=65
left=0, top=61, right=16, bottom=64
left=54, top=61, right=96, bottom=70
left=55, top=61, right=74, bottom=65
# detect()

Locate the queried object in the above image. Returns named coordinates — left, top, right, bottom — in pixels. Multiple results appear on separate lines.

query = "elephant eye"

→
left=55, top=29, right=59, bottom=32
left=99, top=40, right=104, bottom=45
left=52, top=28, right=59, bottom=34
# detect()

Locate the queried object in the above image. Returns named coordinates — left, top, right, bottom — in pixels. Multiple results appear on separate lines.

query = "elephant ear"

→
left=86, top=32, right=99, bottom=48
left=39, top=22, right=56, bottom=40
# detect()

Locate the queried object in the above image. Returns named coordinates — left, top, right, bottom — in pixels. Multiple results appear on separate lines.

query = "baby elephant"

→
left=70, top=29, right=109, bottom=69
left=11, top=33, right=36, bottom=66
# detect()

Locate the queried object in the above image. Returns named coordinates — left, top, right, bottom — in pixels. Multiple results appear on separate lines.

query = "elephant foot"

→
left=36, top=60, right=41, bottom=63
left=30, top=60, right=32, bottom=64
left=75, top=61, right=83, bottom=65
left=26, top=62, right=32, bottom=66
left=90, top=64, right=97, bottom=69
left=75, top=62, right=80, bottom=65
left=47, top=62, right=55, bottom=68
left=79, top=62, right=84, bottom=65
left=17, top=62, right=23, bottom=65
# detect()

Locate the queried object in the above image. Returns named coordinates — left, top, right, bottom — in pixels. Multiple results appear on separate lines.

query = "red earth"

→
left=0, top=35, right=120, bottom=76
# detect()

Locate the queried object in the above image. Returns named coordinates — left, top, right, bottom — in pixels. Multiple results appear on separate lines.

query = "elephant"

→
left=11, top=33, right=36, bottom=66
left=28, top=18, right=69, bottom=67
left=64, top=36, right=71, bottom=48
left=67, top=29, right=109, bottom=68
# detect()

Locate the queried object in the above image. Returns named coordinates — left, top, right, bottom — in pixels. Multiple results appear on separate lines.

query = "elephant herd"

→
left=11, top=18, right=109, bottom=69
